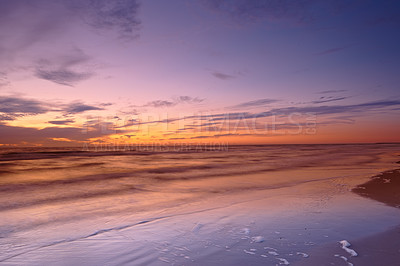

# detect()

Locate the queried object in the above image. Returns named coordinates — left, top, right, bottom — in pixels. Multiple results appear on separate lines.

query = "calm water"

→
left=1, top=144, right=399, bottom=264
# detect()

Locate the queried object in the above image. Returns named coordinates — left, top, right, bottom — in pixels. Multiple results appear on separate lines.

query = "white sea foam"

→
left=268, top=251, right=279, bottom=256
left=277, top=257, right=290, bottom=265
left=296, top=252, right=309, bottom=258
left=251, top=236, right=265, bottom=243
left=158, top=257, right=170, bottom=263
left=174, top=246, right=190, bottom=251
left=243, top=249, right=256, bottom=255
left=242, top=228, right=251, bottom=235
left=339, top=240, right=358, bottom=256
left=334, top=254, right=354, bottom=266
left=264, top=247, right=277, bottom=251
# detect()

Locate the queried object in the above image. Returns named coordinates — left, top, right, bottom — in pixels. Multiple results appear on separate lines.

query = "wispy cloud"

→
left=62, top=102, right=104, bottom=114
left=200, top=0, right=323, bottom=25
left=0, top=1, right=141, bottom=44
left=0, top=1, right=67, bottom=61
left=138, top=96, right=204, bottom=108
left=123, top=99, right=400, bottom=130
left=0, top=72, right=9, bottom=87
left=66, top=0, right=141, bottom=39
left=0, top=123, right=126, bottom=145
left=318, top=89, right=347, bottom=94
left=48, top=119, right=75, bottom=125
left=0, top=95, right=108, bottom=121
left=34, top=48, right=94, bottom=86
left=316, top=45, right=351, bottom=55
left=181, top=99, right=400, bottom=124
left=311, top=96, right=347, bottom=104
left=262, top=99, right=400, bottom=117
left=176, top=96, right=204, bottom=104
left=211, top=71, right=235, bottom=80
left=0, top=96, right=51, bottom=120
left=229, top=98, right=280, bottom=109
left=0, top=0, right=141, bottom=87
left=144, top=100, right=175, bottom=108
left=190, top=135, right=213, bottom=139
left=0, top=114, right=18, bottom=121
left=35, top=69, right=93, bottom=86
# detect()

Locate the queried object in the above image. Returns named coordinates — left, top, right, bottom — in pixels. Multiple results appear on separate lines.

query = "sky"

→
left=0, top=0, right=400, bottom=146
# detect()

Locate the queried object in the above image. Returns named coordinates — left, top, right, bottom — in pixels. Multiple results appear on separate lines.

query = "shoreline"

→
left=1, top=145, right=399, bottom=265
left=352, top=168, right=400, bottom=208
left=296, top=166, right=400, bottom=265
left=295, top=225, right=400, bottom=266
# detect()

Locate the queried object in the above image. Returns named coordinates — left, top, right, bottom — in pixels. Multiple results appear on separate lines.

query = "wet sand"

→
left=1, top=144, right=400, bottom=265
left=296, top=168, right=400, bottom=265
left=295, top=226, right=400, bottom=266
left=353, top=168, right=400, bottom=208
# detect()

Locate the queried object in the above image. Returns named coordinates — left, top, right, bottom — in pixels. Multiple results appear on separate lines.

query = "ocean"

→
left=1, top=144, right=399, bottom=265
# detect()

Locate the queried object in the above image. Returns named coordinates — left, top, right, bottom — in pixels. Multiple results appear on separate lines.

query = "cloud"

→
left=177, top=96, right=204, bottom=103
left=99, top=102, right=114, bottom=107
left=230, top=98, right=280, bottom=109
left=318, top=89, right=347, bottom=94
left=0, top=0, right=141, bottom=87
left=139, top=96, right=204, bottom=108
left=316, top=45, right=351, bottom=55
left=199, top=0, right=363, bottom=28
left=48, top=119, right=75, bottom=125
left=0, top=1, right=67, bottom=57
left=184, top=99, right=400, bottom=123
left=0, top=96, right=49, bottom=114
left=132, top=99, right=400, bottom=130
left=144, top=100, right=175, bottom=108
left=63, top=102, right=104, bottom=114
left=0, top=114, right=17, bottom=121
left=323, top=115, right=355, bottom=125
left=2, top=96, right=399, bottom=144
left=34, top=48, right=94, bottom=86
left=35, top=69, right=93, bottom=86
left=214, top=133, right=239, bottom=137
left=260, top=99, right=400, bottom=117
left=311, top=96, right=347, bottom=104
left=66, top=0, right=141, bottom=39
left=0, top=95, right=108, bottom=121
left=0, top=96, right=51, bottom=120
left=190, top=135, right=214, bottom=139
left=212, top=71, right=235, bottom=80
left=0, top=123, right=122, bottom=145
left=0, top=1, right=141, bottom=43
left=200, top=0, right=319, bottom=25
left=0, top=72, right=9, bottom=87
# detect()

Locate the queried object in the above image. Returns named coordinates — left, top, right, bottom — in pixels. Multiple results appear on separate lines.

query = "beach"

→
left=2, top=0, right=400, bottom=264
left=297, top=168, right=400, bottom=266
left=0, top=144, right=399, bottom=265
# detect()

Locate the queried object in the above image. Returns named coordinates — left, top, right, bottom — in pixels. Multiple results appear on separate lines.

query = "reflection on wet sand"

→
left=353, top=168, right=400, bottom=208
left=0, top=144, right=399, bottom=265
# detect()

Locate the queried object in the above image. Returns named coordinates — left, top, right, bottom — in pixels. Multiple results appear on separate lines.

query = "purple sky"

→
left=0, top=0, right=400, bottom=145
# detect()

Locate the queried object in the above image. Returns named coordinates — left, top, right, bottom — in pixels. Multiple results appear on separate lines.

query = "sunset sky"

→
left=1, top=0, right=399, bottom=145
